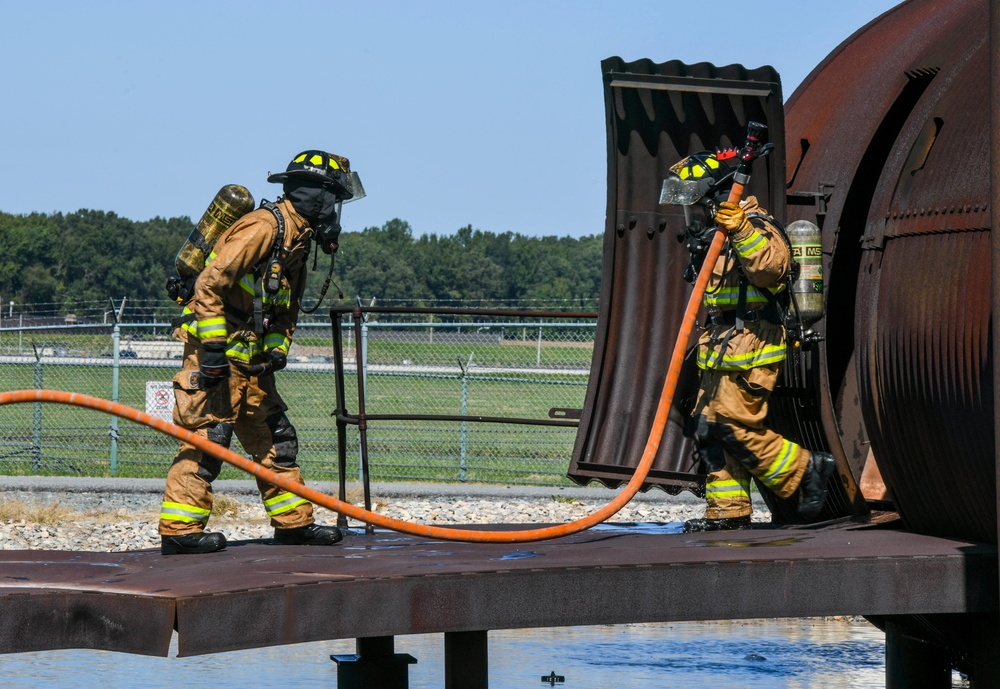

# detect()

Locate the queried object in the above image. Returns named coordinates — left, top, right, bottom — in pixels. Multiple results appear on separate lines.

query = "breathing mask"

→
left=284, top=181, right=342, bottom=253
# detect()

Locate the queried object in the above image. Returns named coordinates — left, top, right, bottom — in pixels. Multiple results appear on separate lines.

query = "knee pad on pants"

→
left=692, top=415, right=726, bottom=472
left=266, top=412, right=299, bottom=468
left=199, top=422, right=233, bottom=481
left=708, top=421, right=760, bottom=470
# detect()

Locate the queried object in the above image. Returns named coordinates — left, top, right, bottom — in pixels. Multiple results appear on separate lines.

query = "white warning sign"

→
left=146, top=381, right=175, bottom=421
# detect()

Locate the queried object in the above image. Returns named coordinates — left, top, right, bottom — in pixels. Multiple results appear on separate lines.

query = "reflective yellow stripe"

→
left=761, top=439, right=799, bottom=487
left=703, top=283, right=785, bottom=309
left=238, top=275, right=290, bottom=306
left=239, top=274, right=256, bottom=296
left=264, top=333, right=290, bottom=354
left=698, top=343, right=787, bottom=370
left=264, top=492, right=309, bottom=516
left=264, top=288, right=292, bottom=307
left=181, top=306, right=198, bottom=336
left=226, top=340, right=257, bottom=363
left=198, top=317, right=227, bottom=339
left=703, top=287, right=770, bottom=309
left=160, top=501, right=210, bottom=524
left=180, top=309, right=227, bottom=340
left=733, top=229, right=766, bottom=258
left=705, top=478, right=750, bottom=501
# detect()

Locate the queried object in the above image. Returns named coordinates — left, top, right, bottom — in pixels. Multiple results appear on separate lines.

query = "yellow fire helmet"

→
left=268, top=150, right=366, bottom=202
left=659, top=151, right=735, bottom=206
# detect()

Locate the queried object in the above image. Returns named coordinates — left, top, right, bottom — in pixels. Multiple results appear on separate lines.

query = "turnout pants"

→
left=692, top=364, right=811, bottom=520
left=158, top=343, right=315, bottom=536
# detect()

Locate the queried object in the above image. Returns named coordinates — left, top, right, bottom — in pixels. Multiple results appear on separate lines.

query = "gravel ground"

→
left=0, top=478, right=771, bottom=552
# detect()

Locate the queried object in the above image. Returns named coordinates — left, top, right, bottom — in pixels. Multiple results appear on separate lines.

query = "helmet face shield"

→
left=660, top=175, right=705, bottom=206
left=659, top=152, right=733, bottom=206
left=341, top=171, right=366, bottom=203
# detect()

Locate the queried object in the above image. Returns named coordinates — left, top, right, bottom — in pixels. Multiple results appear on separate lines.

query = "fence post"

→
left=536, top=326, right=543, bottom=367
left=31, top=344, right=42, bottom=471
left=110, top=320, right=121, bottom=476
left=108, top=298, right=125, bottom=477
left=359, top=319, right=369, bottom=483
left=458, top=354, right=472, bottom=482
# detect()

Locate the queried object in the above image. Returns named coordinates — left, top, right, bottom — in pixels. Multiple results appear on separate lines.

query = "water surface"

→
left=0, top=618, right=896, bottom=688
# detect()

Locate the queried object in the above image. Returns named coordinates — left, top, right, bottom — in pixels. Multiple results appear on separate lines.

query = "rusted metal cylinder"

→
left=785, top=0, right=995, bottom=542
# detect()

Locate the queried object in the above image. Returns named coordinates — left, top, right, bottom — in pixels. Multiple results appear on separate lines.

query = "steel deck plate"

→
left=0, top=522, right=995, bottom=657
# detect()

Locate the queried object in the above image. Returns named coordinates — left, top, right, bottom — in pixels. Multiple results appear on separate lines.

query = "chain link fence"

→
left=0, top=303, right=595, bottom=487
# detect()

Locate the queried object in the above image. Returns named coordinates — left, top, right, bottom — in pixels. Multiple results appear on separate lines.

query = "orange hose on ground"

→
left=0, top=193, right=738, bottom=543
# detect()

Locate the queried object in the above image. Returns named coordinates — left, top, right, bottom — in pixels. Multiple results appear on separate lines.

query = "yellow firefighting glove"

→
left=714, top=201, right=751, bottom=236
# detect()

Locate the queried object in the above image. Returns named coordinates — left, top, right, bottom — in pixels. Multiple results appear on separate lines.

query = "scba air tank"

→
left=174, top=184, right=256, bottom=279
left=786, top=219, right=824, bottom=331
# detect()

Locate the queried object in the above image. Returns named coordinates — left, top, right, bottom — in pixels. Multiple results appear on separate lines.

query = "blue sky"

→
left=0, top=1, right=901, bottom=238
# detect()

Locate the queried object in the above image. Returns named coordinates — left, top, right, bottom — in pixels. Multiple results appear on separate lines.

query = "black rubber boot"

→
left=797, top=451, right=836, bottom=520
left=274, top=523, right=344, bottom=546
left=683, top=515, right=751, bottom=533
left=161, top=532, right=227, bottom=555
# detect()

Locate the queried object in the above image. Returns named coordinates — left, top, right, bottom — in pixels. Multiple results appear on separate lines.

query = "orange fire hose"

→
left=0, top=191, right=747, bottom=544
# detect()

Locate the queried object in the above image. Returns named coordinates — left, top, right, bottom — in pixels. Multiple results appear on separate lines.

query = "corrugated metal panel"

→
left=567, top=57, right=785, bottom=494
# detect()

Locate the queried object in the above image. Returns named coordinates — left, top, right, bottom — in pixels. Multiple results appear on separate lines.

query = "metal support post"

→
left=445, top=630, right=489, bottom=689
left=331, top=636, right=417, bottom=689
left=991, top=3, right=1000, bottom=684
left=885, top=621, right=951, bottom=689
left=353, top=304, right=374, bottom=534
left=972, top=613, right=1000, bottom=689
left=331, top=315, right=350, bottom=530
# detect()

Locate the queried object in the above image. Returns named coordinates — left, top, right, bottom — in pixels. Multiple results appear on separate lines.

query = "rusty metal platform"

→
left=0, top=521, right=995, bottom=658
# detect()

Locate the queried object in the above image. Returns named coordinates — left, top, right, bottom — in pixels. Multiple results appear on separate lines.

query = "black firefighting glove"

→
left=199, top=341, right=230, bottom=387
left=244, top=349, right=286, bottom=377
left=263, top=348, right=287, bottom=373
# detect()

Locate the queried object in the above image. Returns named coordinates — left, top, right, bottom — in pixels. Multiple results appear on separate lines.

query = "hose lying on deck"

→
left=0, top=190, right=740, bottom=543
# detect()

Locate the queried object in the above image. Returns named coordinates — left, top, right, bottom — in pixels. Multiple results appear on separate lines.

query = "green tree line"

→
left=0, top=211, right=603, bottom=311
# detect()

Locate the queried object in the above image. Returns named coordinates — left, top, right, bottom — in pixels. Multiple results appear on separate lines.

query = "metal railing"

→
left=328, top=305, right=596, bottom=529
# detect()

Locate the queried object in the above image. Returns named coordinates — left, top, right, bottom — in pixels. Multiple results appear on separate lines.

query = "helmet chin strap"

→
left=301, top=200, right=345, bottom=314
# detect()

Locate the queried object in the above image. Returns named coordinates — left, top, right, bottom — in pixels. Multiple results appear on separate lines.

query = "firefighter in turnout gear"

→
left=660, top=151, right=835, bottom=532
left=159, top=151, right=363, bottom=555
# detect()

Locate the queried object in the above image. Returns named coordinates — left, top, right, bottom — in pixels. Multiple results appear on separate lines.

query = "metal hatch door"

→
left=567, top=57, right=785, bottom=494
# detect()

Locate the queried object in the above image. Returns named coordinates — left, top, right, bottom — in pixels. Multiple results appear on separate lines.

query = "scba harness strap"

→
left=704, top=212, right=802, bottom=368
left=255, top=200, right=286, bottom=338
